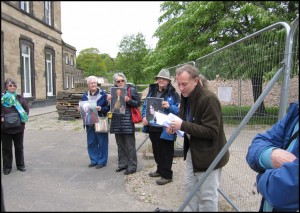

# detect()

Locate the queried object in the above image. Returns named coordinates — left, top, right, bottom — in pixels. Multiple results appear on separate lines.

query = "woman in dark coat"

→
left=1, top=78, right=29, bottom=175
left=108, top=73, right=141, bottom=175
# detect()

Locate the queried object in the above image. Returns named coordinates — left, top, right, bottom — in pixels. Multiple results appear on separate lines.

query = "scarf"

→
left=1, top=91, right=29, bottom=122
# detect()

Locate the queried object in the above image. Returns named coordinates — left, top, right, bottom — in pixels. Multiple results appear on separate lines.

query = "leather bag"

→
left=4, top=112, right=21, bottom=129
left=127, top=87, right=142, bottom=124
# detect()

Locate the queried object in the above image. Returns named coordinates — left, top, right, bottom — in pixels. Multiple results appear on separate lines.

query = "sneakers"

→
left=149, top=171, right=161, bottom=177
left=156, top=177, right=172, bottom=185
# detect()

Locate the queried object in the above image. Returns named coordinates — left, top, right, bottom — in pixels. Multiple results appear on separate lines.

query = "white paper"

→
left=155, top=111, right=185, bottom=137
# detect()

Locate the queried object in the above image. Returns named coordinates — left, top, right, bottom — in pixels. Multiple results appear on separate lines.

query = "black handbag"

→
left=4, top=112, right=21, bottom=129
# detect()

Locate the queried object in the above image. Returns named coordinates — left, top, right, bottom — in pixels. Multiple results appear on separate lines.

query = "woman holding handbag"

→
left=1, top=78, right=29, bottom=175
left=107, top=73, right=141, bottom=175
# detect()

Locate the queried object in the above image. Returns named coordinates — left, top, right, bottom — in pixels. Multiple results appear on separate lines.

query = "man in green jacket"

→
left=167, top=64, right=229, bottom=211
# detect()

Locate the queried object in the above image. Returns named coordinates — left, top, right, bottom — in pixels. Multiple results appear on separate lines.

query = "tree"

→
left=76, top=48, right=114, bottom=78
left=116, top=33, right=149, bottom=85
left=146, top=1, right=298, bottom=114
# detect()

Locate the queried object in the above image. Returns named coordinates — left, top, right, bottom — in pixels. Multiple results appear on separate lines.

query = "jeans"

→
left=86, top=125, right=109, bottom=165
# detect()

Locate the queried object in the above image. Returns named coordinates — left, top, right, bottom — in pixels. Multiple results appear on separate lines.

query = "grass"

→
left=222, top=105, right=280, bottom=125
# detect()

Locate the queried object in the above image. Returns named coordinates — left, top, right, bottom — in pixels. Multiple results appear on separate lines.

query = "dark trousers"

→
left=1, top=131, right=25, bottom=170
left=115, top=133, right=137, bottom=171
left=149, top=132, right=174, bottom=179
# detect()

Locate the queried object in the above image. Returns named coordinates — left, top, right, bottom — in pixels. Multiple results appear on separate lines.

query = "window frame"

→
left=44, top=1, right=52, bottom=26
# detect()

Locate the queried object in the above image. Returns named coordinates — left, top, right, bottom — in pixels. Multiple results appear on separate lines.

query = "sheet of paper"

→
left=155, top=111, right=185, bottom=137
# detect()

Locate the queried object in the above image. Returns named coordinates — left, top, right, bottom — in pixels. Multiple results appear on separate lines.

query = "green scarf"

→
left=1, top=91, right=29, bottom=122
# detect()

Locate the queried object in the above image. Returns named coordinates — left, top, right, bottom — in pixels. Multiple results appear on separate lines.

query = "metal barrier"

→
left=159, top=17, right=299, bottom=212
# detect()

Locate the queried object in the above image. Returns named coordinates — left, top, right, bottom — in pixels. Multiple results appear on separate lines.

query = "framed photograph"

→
left=79, top=100, right=99, bottom=125
left=146, top=97, right=164, bottom=126
left=110, top=87, right=127, bottom=114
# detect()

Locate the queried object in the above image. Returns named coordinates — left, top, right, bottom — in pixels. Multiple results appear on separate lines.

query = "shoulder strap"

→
left=284, top=129, right=299, bottom=150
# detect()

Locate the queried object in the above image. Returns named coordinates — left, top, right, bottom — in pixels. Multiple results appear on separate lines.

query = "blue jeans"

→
left=86, top=125, right=109, bottom=165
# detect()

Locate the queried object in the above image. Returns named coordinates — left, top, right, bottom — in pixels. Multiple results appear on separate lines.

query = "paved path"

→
left=1, top=105, right=160, bottom=211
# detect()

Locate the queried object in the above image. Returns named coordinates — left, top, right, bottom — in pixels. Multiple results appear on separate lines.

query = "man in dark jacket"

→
left=167, top=64, right=229, bottom=211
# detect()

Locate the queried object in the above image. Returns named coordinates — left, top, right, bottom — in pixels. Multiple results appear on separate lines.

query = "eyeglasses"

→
left=150, top=107, right=154, bottom=110
left=116, top=80, right=125, bottom=83
left=8, top=84, right=17, bottom=88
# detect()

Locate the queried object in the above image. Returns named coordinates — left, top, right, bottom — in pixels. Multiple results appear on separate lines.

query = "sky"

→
left=61, top=1, right=163, bottom=58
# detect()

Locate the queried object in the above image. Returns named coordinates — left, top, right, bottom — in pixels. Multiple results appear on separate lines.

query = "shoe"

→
left=3, top=169, right=11, bottom=175
left=149, top=171, right=161, bottom=177
left=17, top=167, right=26, bottom=172
left=88, top=163, right=97, bottom=167
left=116, top=166, right=127, bottom=172
left=156, top=177, right=172, bottom=185
left=95, top=164, right=105, bottom=169
left=124, top=169, right=136, bottom=175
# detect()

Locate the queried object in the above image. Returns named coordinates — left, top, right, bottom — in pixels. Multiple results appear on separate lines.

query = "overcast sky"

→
left=61, top=1, right=163, bottom=58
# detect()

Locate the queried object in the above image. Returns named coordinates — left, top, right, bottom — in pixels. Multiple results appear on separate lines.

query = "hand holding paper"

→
left=155, top=111, right=185, bottom=137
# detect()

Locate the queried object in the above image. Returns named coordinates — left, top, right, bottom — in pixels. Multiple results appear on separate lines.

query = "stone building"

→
left=1, top=1, right=83, bottom=108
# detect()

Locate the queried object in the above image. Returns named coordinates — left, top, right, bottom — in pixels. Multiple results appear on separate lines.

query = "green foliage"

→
left=222, top=105, right=280, bottom=125
left=144, top=1, right=298, bottom=75
left=76, top=48, right=115, bottom=78
left=115, top=33, right=149, bottom=85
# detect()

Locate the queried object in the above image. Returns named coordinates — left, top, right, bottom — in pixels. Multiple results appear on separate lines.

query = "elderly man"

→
left=167, top=64, right=229, bottom=211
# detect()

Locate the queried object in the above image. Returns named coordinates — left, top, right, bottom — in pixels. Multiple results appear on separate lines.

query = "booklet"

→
left=155, top=111, right=185, bottom=137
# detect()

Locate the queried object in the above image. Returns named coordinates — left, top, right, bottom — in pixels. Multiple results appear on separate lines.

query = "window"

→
left=45, top=1, right=51, bottom=25
left=46, top=52, right=53, bottom=96
left=66, top=76, right=69, bottom=89
left=71, top=76, right=74, bottom=89
left=65, top=53, right=69, bottom=64
left=21, top=44, right=32, bottom=97
left=70, top=55, right=74, bottom=66
left=20, top=1, right=29, bottom=13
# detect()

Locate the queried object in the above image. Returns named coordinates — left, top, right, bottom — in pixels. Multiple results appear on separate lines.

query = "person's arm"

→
left=256, top=158, right=299, bottom=211
left=246, top=113, right=291, bottom=173
left=127, top=87, right=140, bottom=108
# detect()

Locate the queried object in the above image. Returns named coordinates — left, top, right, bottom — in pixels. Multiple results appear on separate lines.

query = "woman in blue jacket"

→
left=246, top=101, right=299, bottom=212
left=141, top=69, right=180, bottom=185
left=81, top=76, right=109, bottom=169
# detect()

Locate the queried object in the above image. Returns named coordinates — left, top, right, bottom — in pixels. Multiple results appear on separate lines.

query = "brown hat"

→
left=155, top=69, right=171, bottom=81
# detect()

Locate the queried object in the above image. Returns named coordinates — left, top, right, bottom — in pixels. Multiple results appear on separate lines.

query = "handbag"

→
left=95, top=116, right=109, bottom=133
left=127, top=87, right=142, bottom=123
left=4, top=112, right=21, bottom=129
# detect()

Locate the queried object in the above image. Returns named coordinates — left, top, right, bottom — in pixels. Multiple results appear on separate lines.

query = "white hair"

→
left=86, top=76, right=98, bottom=84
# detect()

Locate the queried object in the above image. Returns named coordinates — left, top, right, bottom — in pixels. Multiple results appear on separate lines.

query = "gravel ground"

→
left=26, top=111, right=262, bottom=211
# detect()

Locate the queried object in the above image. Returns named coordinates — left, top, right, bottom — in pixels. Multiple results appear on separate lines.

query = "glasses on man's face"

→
left=150, top=107, right=154, bottom=110
left=116, top=79, right=125, bottom=84
left=8, top=84, right=17, bottom=88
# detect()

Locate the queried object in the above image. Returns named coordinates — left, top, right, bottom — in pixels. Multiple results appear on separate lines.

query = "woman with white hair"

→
left=80, top=76, right=109, bottom=169
left=107, top=72, right=141, bottom=175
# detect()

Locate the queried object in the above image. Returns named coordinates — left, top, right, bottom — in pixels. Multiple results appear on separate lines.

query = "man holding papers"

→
left=167, top=65, right=229, bottom=211
left=141, top=69, right=180, bottom=185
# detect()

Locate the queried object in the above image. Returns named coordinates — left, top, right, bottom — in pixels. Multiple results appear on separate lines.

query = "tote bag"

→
left=95, top=117, right=109, bottom=133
